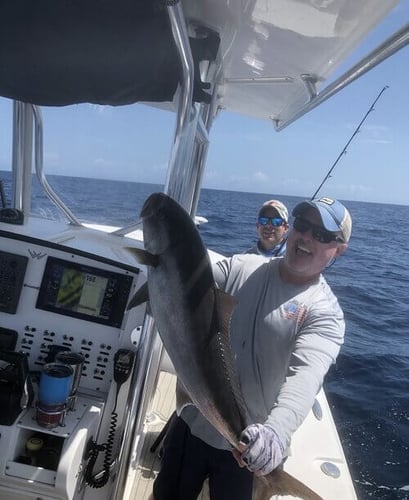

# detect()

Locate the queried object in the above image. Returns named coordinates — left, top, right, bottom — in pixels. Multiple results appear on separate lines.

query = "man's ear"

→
left=336, top=242, right=348, bottom=257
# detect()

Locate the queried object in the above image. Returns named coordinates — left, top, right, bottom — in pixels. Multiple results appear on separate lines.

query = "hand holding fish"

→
left=234, top=423, right=284, bottom=476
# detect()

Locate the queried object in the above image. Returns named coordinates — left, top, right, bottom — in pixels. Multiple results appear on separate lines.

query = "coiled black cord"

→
left=84, top=390, right=119, bottom=488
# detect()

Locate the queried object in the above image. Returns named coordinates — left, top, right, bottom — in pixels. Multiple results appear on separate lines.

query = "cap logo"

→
left=318, top=197, right=335, bottom=205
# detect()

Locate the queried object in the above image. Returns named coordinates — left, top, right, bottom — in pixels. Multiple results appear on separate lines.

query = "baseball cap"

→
left=259, top=200, right=289, bottom=222
left=292, top=197, right=352, bottom=243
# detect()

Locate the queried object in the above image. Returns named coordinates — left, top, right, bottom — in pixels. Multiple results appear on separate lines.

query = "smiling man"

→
left=152, top=197, right=352, bottom=500
left=246, top=200, right=289, bottom=257
left=280, top=197, right=350, bottom=284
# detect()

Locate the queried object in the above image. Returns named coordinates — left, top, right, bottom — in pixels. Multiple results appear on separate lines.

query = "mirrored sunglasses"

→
left=293, top=217, right=343, bottom=244
left=258, top=216, right=285, bottom=227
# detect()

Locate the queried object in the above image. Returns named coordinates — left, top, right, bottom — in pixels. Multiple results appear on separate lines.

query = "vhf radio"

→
left=113, top=348, right=135, bottom=386
left=84, top=348, right=136, bottom=488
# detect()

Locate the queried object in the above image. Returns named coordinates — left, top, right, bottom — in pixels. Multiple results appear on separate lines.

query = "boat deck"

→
left=131, top=371, right=175, bottom=500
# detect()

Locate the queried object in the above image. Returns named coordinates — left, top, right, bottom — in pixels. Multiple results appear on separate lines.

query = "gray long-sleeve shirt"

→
left=180, top=254, right=344, bottom=451
left=245, top=239, right=287, bottom=257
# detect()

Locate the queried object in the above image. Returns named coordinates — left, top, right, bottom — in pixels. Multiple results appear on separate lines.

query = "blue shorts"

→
left=153, top=415, right=253, bottom=500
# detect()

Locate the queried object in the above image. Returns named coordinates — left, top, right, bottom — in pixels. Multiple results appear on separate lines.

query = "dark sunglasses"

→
left=293, top=217, right=343, bottom=244
left=258, top=216, right=286, bottom=227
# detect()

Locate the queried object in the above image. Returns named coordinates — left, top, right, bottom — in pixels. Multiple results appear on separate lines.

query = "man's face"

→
left=282, top=207, right=347, bottom=283
left=256, top=207, right=288, bottom=251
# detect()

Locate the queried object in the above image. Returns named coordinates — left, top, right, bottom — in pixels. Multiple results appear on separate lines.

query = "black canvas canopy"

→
left=0, top=0, right=219, bottom=106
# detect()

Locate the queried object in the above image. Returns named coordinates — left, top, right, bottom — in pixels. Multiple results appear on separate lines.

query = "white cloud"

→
left=346, top=122, right=392, bottom=144
left=88, top=104, right=109, bottom=114
left=93, top=157, right=116, bottom=168
left=253, top=171, right=269, bottom=182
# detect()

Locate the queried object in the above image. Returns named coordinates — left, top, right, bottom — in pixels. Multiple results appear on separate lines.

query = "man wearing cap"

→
left=153, top=197, right=351, bottom=500
left=246, top=199, right=289, bottom=257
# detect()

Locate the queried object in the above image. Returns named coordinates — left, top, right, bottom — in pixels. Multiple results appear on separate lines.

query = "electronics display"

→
left=36, top=257, right=133, bottom=327
left=0, top=250, right=28, bottom=314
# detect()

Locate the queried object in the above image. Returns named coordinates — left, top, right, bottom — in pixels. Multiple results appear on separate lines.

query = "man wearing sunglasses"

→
left=281, top=197, right=350, bottom=281
left=246, top=199, right=289, bottom=257
left=153, top=197, right=351, bottom=500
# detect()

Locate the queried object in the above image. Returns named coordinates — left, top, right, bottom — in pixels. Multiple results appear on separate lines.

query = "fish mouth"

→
left=141, top=192, right=167, bottom=217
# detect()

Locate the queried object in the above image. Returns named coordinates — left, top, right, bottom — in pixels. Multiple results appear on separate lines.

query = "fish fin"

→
left=213, top=287, right=249, bottom=430
left=176, top=378, right=194, bottom=411
left=214, top=287, right=238, bottom=336
left=126, top=247, right=159, bottom=267
left=127, top=282, right=149, bottom=310
left=254, top=469, right=323, bottom=500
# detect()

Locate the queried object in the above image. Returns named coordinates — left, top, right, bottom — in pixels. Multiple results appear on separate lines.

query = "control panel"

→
left=0, top=230, right=147, bottom=500
left=0, top=232, right=145, bottom=395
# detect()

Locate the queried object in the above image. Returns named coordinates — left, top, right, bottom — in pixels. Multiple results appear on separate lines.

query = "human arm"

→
left=212, top=254, right=267, bottom=291
left=211, top=256, right=232, bottom=290
left=236, top=295, right=345, bottom=474
left=265, top=306, right=344, bottom=449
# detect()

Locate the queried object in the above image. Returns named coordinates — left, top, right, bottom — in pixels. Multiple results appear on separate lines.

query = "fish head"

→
left=141, top=193, right=196, bottom=255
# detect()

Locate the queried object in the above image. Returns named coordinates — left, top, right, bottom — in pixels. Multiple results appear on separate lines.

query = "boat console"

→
left=0, top=229, right=145, bottom=500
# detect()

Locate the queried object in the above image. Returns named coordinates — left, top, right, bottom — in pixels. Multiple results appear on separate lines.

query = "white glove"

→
left=239, top=423, right=284, bottom=475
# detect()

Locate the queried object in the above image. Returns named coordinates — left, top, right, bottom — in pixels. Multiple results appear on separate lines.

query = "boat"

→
left=0, top=1, right=407, bottom=499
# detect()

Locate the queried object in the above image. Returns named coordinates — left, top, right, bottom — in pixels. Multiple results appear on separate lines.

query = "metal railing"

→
left=275, top=22, right=409, bottom=131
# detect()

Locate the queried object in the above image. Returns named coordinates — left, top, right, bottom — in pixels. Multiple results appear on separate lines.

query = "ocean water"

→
left=1, top=173, right=408, bottom=499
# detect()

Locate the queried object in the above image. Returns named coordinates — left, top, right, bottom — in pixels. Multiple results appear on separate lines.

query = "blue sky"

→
left=0, top=3, right=408, bottom=206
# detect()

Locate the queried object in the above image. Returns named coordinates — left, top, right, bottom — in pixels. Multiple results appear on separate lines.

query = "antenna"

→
left=311, top=85, right=389, bottom=200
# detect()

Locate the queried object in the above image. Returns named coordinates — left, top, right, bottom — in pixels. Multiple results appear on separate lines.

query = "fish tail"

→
left=254, top=469, right=323, bottom=500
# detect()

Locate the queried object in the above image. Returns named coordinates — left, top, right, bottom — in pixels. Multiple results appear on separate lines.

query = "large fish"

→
left=127, top=192, right=322, bottom=500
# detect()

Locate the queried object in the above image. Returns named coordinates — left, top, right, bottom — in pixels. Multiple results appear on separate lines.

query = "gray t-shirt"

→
left=180, top=254, right=344, bottom=451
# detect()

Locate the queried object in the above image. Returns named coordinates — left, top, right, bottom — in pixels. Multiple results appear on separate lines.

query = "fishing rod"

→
left=311, top=85, right=389, bottom=199
left=275, top=85, right=388, bottom=256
